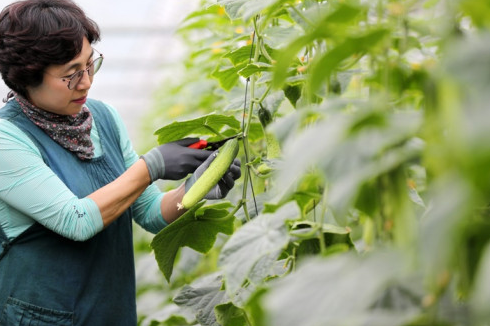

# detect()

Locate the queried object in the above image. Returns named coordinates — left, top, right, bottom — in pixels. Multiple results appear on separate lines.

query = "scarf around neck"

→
left=15, top=94, right=95, bottom=160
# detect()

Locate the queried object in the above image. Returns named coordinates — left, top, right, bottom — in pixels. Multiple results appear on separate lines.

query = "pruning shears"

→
left=187, top=134, right=240, bottom=150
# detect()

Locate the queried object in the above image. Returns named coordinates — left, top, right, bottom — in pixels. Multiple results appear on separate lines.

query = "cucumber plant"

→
left=140, top=1, right=490, bottom=326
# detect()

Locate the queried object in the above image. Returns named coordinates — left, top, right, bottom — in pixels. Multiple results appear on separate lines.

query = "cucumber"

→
left=178, top=138, right=239, bottom=210
left=258, top=105, right=273, bottom=128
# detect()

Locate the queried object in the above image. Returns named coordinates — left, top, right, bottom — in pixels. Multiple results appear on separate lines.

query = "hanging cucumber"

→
left=178, top=138, right=239, bottom=210
left=258, top=104, right=273, bottom=128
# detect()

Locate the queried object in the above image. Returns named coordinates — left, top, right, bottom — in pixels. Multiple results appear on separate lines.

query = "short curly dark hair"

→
left=0, top=0, right=101, bottom=99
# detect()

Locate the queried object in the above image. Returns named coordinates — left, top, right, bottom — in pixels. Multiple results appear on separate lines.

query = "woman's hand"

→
left=141, top=138, right=213, bottom=182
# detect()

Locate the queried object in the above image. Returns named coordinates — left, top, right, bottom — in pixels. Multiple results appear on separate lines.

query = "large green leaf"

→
left=215, top=303, right=248, bottom=326
left=212, top=63, right=246, bottom=91
left=262, top=25, right=303, bottom=49
left=154, top=114, right=241, bottom=144
left=151, top=202, right=235, bottom=282
left=224, top=45, right=256, bottom=66
left=218, top=202, right=300, bottom=296
left=173, top=273, right=228, bottom=326
left=262, top=251, right=420, bottom=326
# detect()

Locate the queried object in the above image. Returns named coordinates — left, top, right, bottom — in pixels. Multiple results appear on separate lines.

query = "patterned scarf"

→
left=15, top=94, right=95, bottom=160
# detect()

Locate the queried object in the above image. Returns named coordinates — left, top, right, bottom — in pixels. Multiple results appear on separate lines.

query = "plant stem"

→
left=241, top=16, right=263, bottom=220
left=228, top=199, right=244, bottom=218
left=318, top=195, right=328, bottom=255
left=289, top=4, right=316, bottom=28
left=290, top=247, right=297, bottom=272
left=241, top=172, right=252, bottom=222
left=260, top=42, right=274, bottom=63
left=258, top=84, right=272, bottom=104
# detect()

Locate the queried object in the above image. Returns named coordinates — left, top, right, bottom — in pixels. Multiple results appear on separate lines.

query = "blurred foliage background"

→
left=134, top=0, right=490, bottom=325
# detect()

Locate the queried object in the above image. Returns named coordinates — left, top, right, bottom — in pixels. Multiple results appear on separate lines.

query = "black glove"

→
left=185, top=151, right=241, bottom=200
left=141, top=138, right=213, bottom=182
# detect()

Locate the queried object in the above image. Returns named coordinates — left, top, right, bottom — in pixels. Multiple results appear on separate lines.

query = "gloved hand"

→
left=141, top=138, right=213, bottom=182
left=185, top=151, right=241, bottom=200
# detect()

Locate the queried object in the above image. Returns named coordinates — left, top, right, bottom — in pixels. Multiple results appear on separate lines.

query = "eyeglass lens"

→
left=68, top=56, right=103, bottom=90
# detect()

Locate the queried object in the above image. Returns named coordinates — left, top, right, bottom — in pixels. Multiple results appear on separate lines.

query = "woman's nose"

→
left=75, top=70, right=92, bottom=90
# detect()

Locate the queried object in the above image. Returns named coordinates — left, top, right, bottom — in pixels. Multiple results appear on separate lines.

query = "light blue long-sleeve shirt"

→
left=0, top=102, right=167, bottom=241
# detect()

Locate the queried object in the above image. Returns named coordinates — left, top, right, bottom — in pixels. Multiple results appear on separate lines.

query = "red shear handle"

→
left=188, top=139, right=208, bottom=149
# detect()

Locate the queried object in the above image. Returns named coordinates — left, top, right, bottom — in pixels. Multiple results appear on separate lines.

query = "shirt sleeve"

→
left=103, top=103, right=168, bottom=233
left=0, top=119, right=104, bottom=241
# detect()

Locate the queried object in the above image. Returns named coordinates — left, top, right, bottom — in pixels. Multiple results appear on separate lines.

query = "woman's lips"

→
left=72, top=96, right=87, bottom=104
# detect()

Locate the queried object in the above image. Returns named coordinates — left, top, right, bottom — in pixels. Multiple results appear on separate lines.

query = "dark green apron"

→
left=0, top=99, right=137, bottom=325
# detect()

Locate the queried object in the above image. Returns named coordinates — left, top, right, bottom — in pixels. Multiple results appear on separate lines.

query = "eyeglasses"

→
left=64, top=48, right=103, bottom=90
left=47, top=48, right=104, bottom=90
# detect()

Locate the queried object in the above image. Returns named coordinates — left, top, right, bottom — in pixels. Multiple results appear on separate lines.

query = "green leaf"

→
left=309, top=28, right=389, bottom=93
left=218, top=0, right=287, bottom=21
left=262, top=25, right=302, bottom=49
left=238, top=62, right=273, bottom=78
left=319, top=2, right=363, bottom=25
left=154, top=114, right=241, bottom=144
left=224, top=45, right=255, bottom=66
left=182, top=4, right=222, bottom=22
left=290, top=172, right=324, bottom=217
left=151, top=202, right=235, bottom=282
left=263, top=251, right=420, bottom=326
left=140, top=304, right=195, bottom=326
left=262, top=90, right=285, bottom=116
left=173, top=273, right=228, bottom=326
left=283, top=84, right=302, bottom=107
left=243, top=288, right=268, bottom=326
left=219, top=202, right=300, bottom=295
left=215, top=303, right=248, bottom=326
left=212, top=64, right=244, bottom=91
left=247, top=122, right=265, bottom=142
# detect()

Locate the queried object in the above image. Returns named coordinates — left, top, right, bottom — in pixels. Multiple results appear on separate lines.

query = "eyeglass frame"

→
left=45, top=48, right=104, bottom=90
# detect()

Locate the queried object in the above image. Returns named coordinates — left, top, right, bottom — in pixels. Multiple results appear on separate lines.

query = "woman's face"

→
left=26, top=37, right=95, bottom=116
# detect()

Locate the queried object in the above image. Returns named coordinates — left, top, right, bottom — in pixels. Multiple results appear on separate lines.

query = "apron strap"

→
left=0, top=226, right=10, bottom=261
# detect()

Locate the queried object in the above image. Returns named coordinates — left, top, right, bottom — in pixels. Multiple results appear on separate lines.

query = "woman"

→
left=0, top=0, right=240, bottom=325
